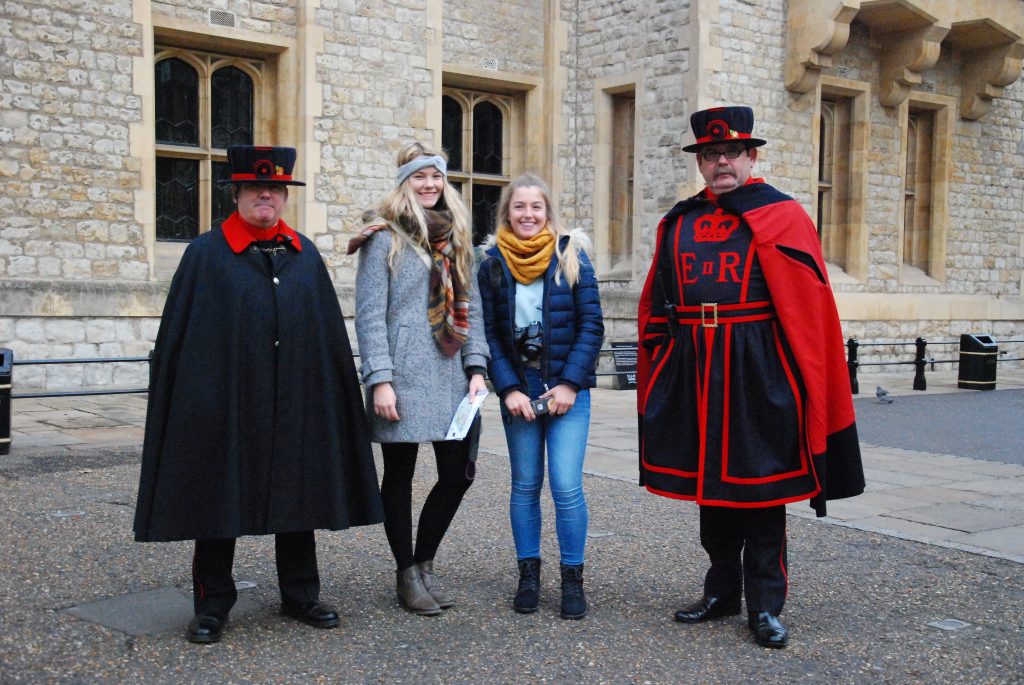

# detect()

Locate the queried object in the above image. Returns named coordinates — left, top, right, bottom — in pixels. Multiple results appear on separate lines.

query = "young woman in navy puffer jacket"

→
left=478, top=173, right=604, bottom=620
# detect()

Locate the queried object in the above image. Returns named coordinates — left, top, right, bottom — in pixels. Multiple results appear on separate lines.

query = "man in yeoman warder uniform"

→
left=636, top=106, right=865, bottom=649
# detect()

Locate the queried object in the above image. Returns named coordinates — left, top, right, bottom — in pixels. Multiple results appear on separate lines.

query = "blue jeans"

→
left=501, top=367, right=590, bottom=565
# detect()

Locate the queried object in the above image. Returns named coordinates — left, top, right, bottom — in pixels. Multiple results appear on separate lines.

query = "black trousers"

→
left=699, top=504, right=788, bottom=615
left=380, top=439, right=474, bottom=571
left=192, top=531, right=320, bottom=617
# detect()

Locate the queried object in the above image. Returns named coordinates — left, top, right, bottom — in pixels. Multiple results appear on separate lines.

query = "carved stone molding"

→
left=785, top=0, right=1024, bottom=120
left=877, top=23, right=949, bottom=107
left=950, top=19, right=1024, bottom=120
left=784, top=0, right=861, bottom=93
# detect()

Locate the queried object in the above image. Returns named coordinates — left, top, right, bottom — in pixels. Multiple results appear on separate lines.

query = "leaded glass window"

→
left=472, top=101, right=503, bottom=174
left=155, top=58, right=198, bottom=146
left=441, top=88, right=513, bottom=244
left=156, top=157, right=198, bottom=240
left=472, top=184, right=502, bottom=246
left=211, top=66, right=254, bottom=149
left=154, top=49, right=261, bottom=241
left=442, top=96, right=463, bottom=171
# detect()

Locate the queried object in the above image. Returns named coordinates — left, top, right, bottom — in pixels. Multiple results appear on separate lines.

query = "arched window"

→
left=154, top=51, right=259, bottom=241
left=155, top=58, right=199, bottom=146
left=441, top=95, right=463, bottom=171
left=442, top=89, right=512, bottom=244
left=211, top=66, right=254, bottom=149
left=472, top=100, right=503, bottom=174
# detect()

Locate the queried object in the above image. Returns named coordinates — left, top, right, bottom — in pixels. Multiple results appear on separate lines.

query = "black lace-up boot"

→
left=513, top=557, right=541, bottom=614
left=559, top=563, right=587, bottom=620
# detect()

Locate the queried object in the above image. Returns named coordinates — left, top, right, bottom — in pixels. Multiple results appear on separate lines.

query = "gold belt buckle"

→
left=700, top=302, right=718, bottom=328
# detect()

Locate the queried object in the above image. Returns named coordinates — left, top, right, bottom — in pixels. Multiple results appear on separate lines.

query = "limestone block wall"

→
left=566, top=0, right=692, bottom=349
left=443, top=0, right=545, bottom=76
left=0, top=316, right=157, bottom=388
left=312, top=0, right=435, bottom=288
left=0, top=0, right=147, bottom=283
left=150, top=0, right=298, bottom=38
left=706, top=0, right=809, bottom=206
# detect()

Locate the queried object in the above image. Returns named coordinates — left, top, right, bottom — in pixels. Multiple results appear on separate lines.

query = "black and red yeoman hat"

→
left=223, top=145, right=306, bottom=186
left=683, top=106, right=767, bottom=153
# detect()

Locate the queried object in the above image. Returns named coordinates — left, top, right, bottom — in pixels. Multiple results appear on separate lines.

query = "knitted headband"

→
left=396, top=155, right=447, bottom=186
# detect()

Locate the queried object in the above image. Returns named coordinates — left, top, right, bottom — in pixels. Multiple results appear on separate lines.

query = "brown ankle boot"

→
left=396, top=566, right=442, bottom=616
left=416, top=560, right=454, bottom=609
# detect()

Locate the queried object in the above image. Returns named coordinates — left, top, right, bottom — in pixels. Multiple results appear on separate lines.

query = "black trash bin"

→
left=957, top=334, right=997, bottom=390
left=0, top=348, right=11, bottom=455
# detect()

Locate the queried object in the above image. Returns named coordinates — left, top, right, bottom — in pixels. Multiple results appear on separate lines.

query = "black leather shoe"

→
left=186, top=613, right=225, bottom=644
left=749, top=611, right=788, bottom=648
left=281, top=601, right=340, bottom=629
left=674, top=595, right=741, bottom=623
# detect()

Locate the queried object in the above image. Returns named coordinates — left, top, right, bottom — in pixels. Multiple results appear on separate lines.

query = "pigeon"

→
left=875, top=386, right=894, bottom=404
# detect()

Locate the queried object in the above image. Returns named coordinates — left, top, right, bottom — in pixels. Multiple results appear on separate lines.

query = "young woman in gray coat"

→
left=350, top=142, right=489, bottom=615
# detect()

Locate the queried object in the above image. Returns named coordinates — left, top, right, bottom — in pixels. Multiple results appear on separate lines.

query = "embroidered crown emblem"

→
left=694, top=209, right=740, bottom=242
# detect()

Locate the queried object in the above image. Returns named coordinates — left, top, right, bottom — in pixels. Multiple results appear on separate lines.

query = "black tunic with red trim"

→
left=637, top=180, right=864, bottom=516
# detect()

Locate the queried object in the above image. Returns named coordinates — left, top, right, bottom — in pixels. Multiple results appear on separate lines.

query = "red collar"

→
left=221, top=212, right=302, bottom=253
left=703, top=176, right=764, bottom=204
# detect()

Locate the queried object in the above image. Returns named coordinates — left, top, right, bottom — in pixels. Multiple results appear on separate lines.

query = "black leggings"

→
left=380, top=440, right=474, bottom=571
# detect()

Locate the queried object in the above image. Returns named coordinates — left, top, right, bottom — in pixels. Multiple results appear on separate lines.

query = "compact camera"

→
left=515, top=321, right=544, bottom=361
left=530, top=398, right=552, bottom=416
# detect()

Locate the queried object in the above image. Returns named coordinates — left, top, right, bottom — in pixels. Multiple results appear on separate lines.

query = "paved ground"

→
left=1, top=370, right=1022, bottom=683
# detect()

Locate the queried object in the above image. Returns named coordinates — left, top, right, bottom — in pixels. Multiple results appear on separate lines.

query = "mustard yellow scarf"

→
left=497, top=227, right=555, bottom=284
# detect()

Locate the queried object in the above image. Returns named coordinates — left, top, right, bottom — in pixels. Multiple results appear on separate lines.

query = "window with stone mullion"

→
left=154, top=50, right=257, bottom=240
left=441, top=89, right=511, bottom=244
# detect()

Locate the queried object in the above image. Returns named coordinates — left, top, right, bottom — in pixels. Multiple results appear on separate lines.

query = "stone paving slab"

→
left=887, top=502, right=1022, bottom=533
left=860, top=467, right=952, bottom=488
left=943, top=477, right=1024, bottom=496
left=63, top=588, right=260, bottom=637
left=957, top=526, right=1024, bottom=557
left=896, top=484, right=997, bottom=503
left=971, top=494, right=1024, bottom=513
left=819, top=490, right=935, bottom=519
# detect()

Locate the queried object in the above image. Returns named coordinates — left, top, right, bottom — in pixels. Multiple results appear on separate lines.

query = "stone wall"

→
left=567, top=0, right=692, bottom=345
left=443, top=0, right=545, bottom=76
left=0, top=0, right=146, bottom=283
left=150, top=0, right=298, bottom=37
left=312, top=0, right=435, bottom=288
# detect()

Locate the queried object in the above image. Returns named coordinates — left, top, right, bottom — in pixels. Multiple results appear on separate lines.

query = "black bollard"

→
left=0, top=349, right=11, bottom=455
left=846, top=338, right=859, bottom=395
left=913, top=337, right=927, bottom=391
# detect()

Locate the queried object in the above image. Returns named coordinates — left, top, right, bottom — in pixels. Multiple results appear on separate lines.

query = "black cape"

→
left=134, top=227, right=384, bottom=542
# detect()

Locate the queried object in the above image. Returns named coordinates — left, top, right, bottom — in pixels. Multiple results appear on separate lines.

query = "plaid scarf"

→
left=497, top=226, right=555, bottom=284
left=349, top=210, right=469, bottom=357
left=422, top=209, right=469, bottom=356
left=346, top=218, right=387, bottom=256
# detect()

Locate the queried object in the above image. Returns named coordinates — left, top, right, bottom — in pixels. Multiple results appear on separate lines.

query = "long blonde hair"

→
left=493, top=173, right=592, bottom=287
left=366, top=141, right=474, bottom=285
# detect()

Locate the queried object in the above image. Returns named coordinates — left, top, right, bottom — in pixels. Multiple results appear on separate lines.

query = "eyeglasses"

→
left=699, top=148, right=746, bottom=162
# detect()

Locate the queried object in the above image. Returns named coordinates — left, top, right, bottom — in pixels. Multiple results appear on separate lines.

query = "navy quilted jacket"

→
left=478, top=238, right=605, bottom=398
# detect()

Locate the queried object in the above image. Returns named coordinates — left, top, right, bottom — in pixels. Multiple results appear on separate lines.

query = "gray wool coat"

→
left=354, top=228, right=489, bottom=443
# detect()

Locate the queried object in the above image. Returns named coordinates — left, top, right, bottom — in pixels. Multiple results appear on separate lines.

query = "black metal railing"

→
left=3, top=339, right=1021, bottom=453
left=845, top=337, right=1023, bottom=394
